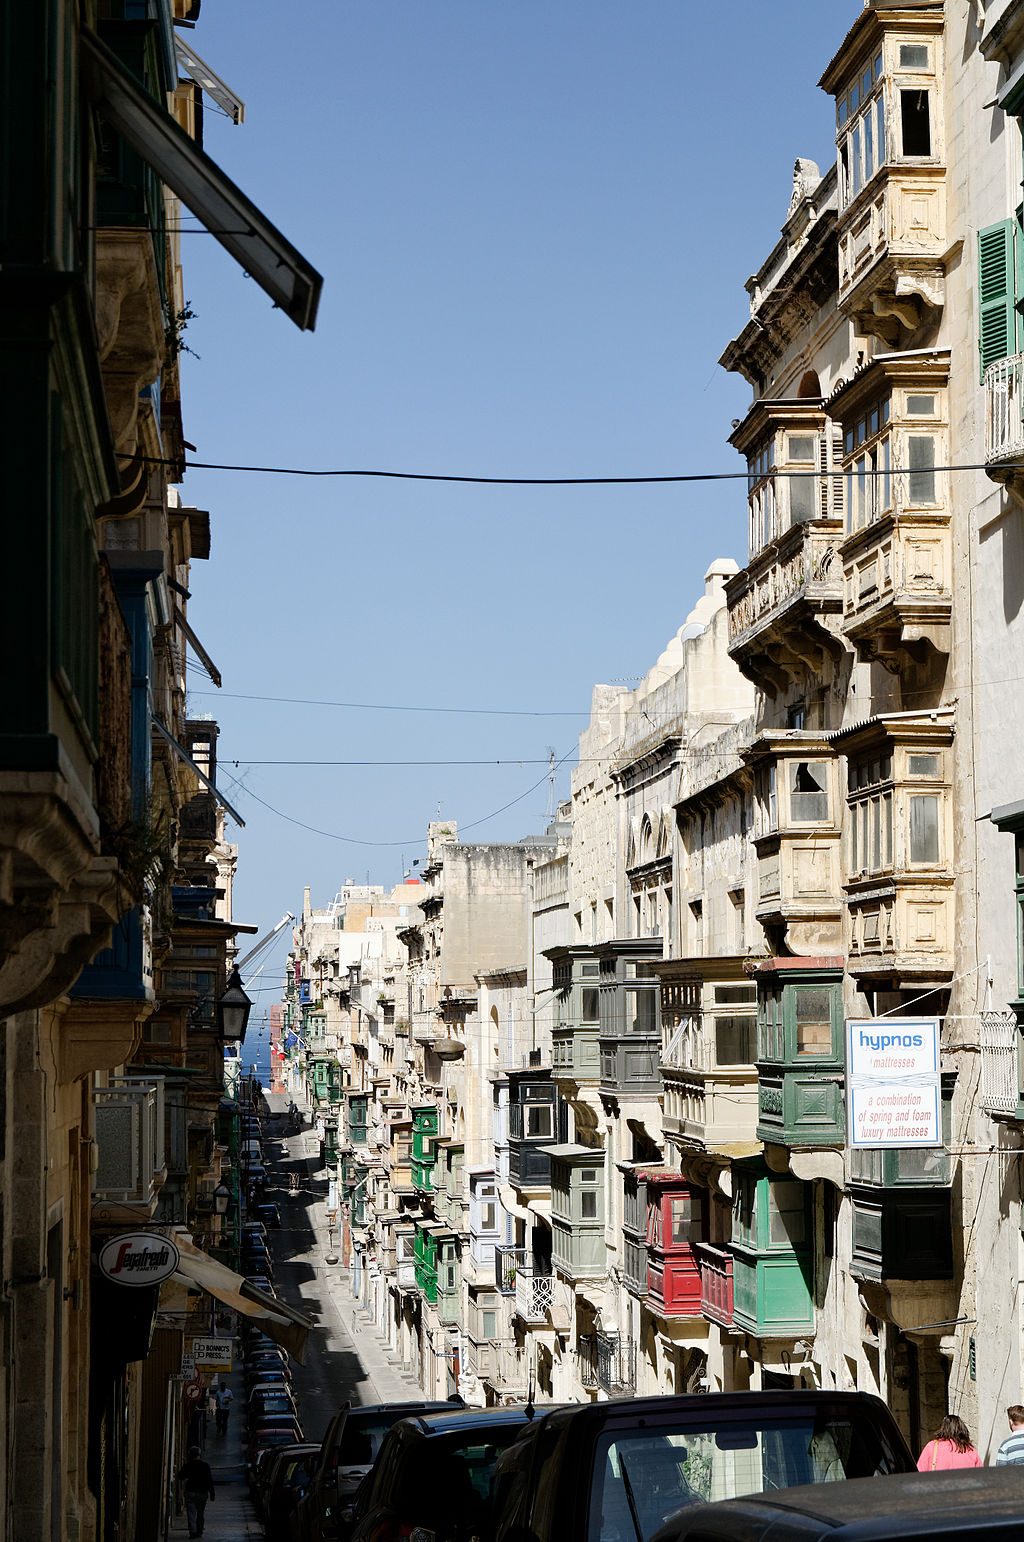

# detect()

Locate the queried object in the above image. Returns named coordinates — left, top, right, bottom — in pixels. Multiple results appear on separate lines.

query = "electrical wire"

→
left=217, top=746, right=575, bottom=848
left=118, top=452, right=1004, bottom=484
left=189, top=690, right=585, bottom=717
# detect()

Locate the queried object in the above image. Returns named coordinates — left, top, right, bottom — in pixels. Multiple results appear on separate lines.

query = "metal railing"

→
left=981, top=1011, right=1020, bottom=1113
left=986, top=355, right=1024, bottom=465
left=577, top=1332, right=635, bottom=1395
left=516, top=1269, right=554, bottom=1323
left=495, top=1243, right=522, bottom=1295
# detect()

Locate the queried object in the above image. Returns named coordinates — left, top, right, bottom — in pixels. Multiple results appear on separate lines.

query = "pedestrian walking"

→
left=917, top=1414, right=983, bottom=1471
left=994, top=1405, right=1024, bottom=1464
left=213, top=1380, right=233, bottom=1436
left=178, top=1445, right=215, bottom=1537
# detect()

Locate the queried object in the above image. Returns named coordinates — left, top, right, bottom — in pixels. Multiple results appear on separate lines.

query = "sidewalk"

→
left=167, top=1359, right=261, bottom=1539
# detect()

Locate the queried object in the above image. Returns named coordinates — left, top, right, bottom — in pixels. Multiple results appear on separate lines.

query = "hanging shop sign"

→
left=846, top=1017, right=942, bottom=1149
left=98, top=1231, right=181, bottom=1287
left=189, top=1336, right=233, bottom=1371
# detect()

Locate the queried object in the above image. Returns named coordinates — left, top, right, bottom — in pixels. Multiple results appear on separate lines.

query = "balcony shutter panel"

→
left=978, top=220, right=1017, bottom=377
left=830, top=428, right=845, bottom=523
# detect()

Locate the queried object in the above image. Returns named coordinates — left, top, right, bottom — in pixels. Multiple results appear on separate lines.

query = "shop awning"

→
left=81, top=29, right=321, bottom=330
left=172, top=1232, right=313, bottom=1363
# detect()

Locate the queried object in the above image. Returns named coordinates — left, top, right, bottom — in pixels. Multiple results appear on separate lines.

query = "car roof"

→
left=653, top=1469, right=1024, bottom=1541
left=538, top=1390, right=891, bottom=1426
left=397, top=1406, right=538, bottom=1437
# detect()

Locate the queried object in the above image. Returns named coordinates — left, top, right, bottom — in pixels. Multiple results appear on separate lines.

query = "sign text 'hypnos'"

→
left=97, top=1231, right=181, bottom=1287
left=846, top=1017, right=942, bottom=1149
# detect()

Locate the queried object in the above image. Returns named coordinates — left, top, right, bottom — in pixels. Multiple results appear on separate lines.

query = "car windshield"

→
left=589, top=1411, right=907, bottom=1542
left=393, top=1426, right=527, bottom=1531
left=339, top=1414, right=405, bottom=1466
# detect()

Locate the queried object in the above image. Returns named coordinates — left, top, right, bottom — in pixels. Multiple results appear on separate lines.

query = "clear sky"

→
left=178, top=1, right=858, bottom=975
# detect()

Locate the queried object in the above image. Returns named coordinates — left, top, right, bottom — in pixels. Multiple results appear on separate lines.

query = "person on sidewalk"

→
left=213, top=1380, right=233, bottom=1436
left=917, top=1414, right=983, bottom=1471
left=994, top=1405, right=1024, bottom=1464
left=178, top=1445, right=215, bottom=1537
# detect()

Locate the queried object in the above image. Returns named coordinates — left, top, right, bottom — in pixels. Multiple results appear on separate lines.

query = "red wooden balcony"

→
left=697, top=1242, right=734, bottom=1327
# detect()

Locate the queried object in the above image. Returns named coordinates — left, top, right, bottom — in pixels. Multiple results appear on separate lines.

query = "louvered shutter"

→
left=978, top=220, right=1017, bottom=379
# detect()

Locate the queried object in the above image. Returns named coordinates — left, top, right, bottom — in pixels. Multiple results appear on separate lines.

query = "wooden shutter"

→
left=978, top=220, right=1017, bottom=378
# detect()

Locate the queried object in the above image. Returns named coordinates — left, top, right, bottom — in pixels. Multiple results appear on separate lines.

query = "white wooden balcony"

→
left=515, top=1269, right=554, bottom=1324
left=93, top=1076, right=166, bottom=1214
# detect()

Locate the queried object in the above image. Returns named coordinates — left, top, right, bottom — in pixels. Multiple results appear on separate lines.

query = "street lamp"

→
left=218, top=965, right=253, bottom=1042
left=325, top=1225, right=339, bottom=1267
left=213, top=1181, right=230, bottom=1216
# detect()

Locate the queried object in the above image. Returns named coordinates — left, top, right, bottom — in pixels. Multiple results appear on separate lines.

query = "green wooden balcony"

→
left=756, top=967, right=845, bottom=1146
left=730, top=1159, right=814, bottom=1337
left=849, top=1190, right=953, bottom=1283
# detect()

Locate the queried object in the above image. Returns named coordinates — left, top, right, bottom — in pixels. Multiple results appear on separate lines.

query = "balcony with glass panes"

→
left=833, top=710, right=955, bottom=986
left=620, top=1165, right=650, bottom=1298
left=597, top=940, right=663, bottom=1101
left=657, top=962, right=760, bottom=1156
left=508, top=1070, right=564, bottom=1190
left=550, top=1146, right=606, bottom=1281
left=347, top=1091, right=369, bottom=1146
left=467, top=1170, right=503, bottom=1281
left=725, top=402, right=846, bottom=698
left=755, top=966, right=845, bottom=1148
left=435, top=1230, right=461, bottom=1323
left=548, top=946, right=602, bottom=1086
left=831, top=359, right=952, bottom=670
left=821, top=15, right=948, bottom=337
left=414, top=1222, right=440, bottom=1304
left=465, top=1289, right=501, bottom=1380
left=744, top=735, right=843, bottom=958
left=729, top=1159, right=814, bottom=1337
left=645, top=1174, right=706, bottom=1320
left=395, top=1227, right=417, bottom=1291
left=411, top=1103, right=440, bottom=1195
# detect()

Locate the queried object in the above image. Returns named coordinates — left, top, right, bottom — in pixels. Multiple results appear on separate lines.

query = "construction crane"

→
left=236, top=912, right=295, bottom=974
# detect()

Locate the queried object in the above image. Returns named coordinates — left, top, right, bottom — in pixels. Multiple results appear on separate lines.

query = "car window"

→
left=587, top=1412, right=907, bottom=1542
left=340, top=1414, right=401, bottom=1465
left=392, top=1427, right=526, bottom=1530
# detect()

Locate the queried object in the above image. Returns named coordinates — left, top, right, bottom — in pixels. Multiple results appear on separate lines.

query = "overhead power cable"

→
left=120, top=452, right=1002, bottom=484
left=189, top=689, right=584, bottom=717
left=217, top=747, right=575, bottom=847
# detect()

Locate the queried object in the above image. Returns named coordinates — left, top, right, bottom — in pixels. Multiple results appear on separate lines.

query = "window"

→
left=481, top=1309, right=497, bottom=1338
left=786, top=434, right=818, bottom=524
left=628, top=989, right=658, bottom=1035
left=907, top=435, right=936, bottom=503
left=580, top=1167, right=600, bottom=1221
left=715, top=1015, right=757, bottom=1066
left=689, top=901, right=704, bottom=956
left=899, top=44, right=929, bottom=70
left=747, top=438, right=777, bottom=551
left=525, top=1103, right=552, bottom=1140
left=849, top=757, right=894, bottom=878
left=837, top=51, right=885, bottom=205
left=732, top=1175, right=756, bottom=1248
left=908, top=753, right=940, bottom=778
left=909, top=794, right=940, bottom=864
left=669, top=1193, right=702, bottom=1248
left=790, top=761, right=829, bottom=823
left=768, top=1180, right=807, bottom=1248
left=582, top=987, right=600, bottom=1022
left=900, top=89, right=931, bottom=157
left=794, top=988, right=834, bottom=1057
left=844, top=396, right=891, bottom=531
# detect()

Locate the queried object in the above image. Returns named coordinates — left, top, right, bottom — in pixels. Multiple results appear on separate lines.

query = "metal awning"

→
left=172, top=1231, right=313, bottom=1362
left=81, top=29, right=321, bottom=329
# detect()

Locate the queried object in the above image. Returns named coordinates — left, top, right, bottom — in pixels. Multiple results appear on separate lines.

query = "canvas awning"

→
left=81, top=29, right=321, bottom=330
left=172, top=1232, right=313, bottom=1363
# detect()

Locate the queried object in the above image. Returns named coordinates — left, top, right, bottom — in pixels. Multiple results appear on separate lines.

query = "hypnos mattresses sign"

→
left=846, top=1017, right=942, bottom=1149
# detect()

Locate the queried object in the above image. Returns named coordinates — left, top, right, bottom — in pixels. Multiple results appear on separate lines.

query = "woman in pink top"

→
left=917, top=1414, right=983, bottom=1471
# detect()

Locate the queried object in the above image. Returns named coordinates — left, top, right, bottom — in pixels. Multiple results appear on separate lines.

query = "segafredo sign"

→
left=98, top=1232, right=180, bottom=1287
left=846, top=1017, right=942, bottom=1149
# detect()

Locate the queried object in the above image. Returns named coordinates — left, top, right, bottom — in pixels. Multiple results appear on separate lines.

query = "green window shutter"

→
left=978, top=219, right=1017, bottom=378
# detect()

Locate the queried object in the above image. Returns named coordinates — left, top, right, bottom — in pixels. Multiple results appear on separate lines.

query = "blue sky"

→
left=178, top=2, right=858, bottom=964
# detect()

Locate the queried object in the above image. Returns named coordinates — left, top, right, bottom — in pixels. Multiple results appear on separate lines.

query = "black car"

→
left=648, top=1467, right=1024, bottom=1542
left=256, top=1201, right=282, bottom=1229
left=491, top=1392, right=916, bottom=1542
left=261, top=1443, right=322, bottom=1534
left=350, top=1406, right=539, bottom=1542
left=298, top=1399, right=458, bottom=1542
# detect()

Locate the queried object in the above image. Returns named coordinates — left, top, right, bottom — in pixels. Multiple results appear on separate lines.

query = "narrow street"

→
left=261, top=1094, right=421, bottom=1444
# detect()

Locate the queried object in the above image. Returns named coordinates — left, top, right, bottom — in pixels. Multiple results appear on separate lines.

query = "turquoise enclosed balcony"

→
left=755, top=964, right=845, bottom=1147
left=729, top=1159, right=814, bottom=1337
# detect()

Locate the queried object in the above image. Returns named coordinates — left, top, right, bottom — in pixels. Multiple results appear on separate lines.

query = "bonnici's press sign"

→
left=98, top=1232, right=181, bottom=1287
left=846, top=1017, right=942, bottom=1149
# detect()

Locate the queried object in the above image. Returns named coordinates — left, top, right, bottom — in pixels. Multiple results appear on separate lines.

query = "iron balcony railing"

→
left=980, top=1011, right=1021, bottom=1114
left=986, top=354, right=1024, bottom=466
left=577, top=1331, right=636, bottom=1395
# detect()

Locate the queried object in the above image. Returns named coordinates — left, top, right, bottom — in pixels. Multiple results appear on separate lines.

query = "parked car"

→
left=249, top=1387, right=300, bottom=1424
left=491, top=1392, right=916, bottom=1542
left=251, top=1438, right=296, bottom=1495
left=648, top=1467, right=1024, bottom=1542
left=241, top=1220, right=268, bottom=1242
left=261, top=1443, right=322, bottom=1534
left=241, top=1250, right=274, bottom=1278
left=245, top=1354, right=291, bottom=1384
left=256, top=1201, right=282, bottom=1229
left=298, top=1399, right=457, bottom=1542
left=244, top=1274, right=275, bottom=1297
left=249, top=1415, right=305, bottom=1469
left=350, top=1406, right=539, bottom=1542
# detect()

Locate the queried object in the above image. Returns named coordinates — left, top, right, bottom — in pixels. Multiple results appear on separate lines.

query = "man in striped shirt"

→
left=995, top=1406, right=1024, bottom=1465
